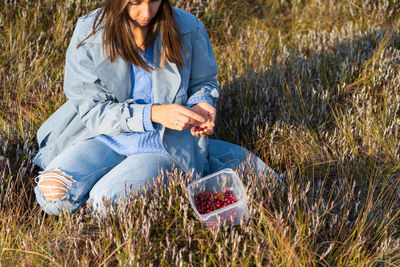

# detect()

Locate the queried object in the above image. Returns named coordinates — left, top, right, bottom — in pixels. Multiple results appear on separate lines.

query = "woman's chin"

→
left=137, top=20, right=151, bottom=27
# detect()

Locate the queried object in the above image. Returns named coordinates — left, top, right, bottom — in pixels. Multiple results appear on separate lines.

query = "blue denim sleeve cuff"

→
left=186, top=96, right=214, bottom=107
left=125, top=102, right=145, bottom=132
left=143, top=104, right=156, bottom=131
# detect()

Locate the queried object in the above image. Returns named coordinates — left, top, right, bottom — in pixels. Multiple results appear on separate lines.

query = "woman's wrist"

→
left=143, top=104, right=156, bottom=131
left=151, top=104, right=160, bottom=123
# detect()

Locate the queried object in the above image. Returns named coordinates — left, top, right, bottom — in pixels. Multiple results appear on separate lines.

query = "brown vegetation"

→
left=1, top=0, right=400, bottom=265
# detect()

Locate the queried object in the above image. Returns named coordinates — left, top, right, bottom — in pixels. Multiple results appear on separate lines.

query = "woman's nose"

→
left=141, top=4, right=151, bottom=19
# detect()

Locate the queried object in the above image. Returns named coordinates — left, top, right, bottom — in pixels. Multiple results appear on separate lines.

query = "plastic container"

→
left=187, top=168, right=249, bottom=228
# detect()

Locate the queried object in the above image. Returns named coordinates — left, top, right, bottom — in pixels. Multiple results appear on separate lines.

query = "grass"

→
left=1, top=0, right=400, bottom=265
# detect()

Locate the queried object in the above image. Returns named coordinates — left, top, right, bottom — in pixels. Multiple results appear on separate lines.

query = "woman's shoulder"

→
left=71, top=8, right=104, bottom=45
left=173, top=7, right=204, bottom=34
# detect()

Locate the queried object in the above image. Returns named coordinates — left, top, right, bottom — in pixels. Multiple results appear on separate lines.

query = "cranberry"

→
left=194, top=190, right=238, bottom=215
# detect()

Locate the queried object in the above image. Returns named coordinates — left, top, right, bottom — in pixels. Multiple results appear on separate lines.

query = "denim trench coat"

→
left=33, top=7, right=219, bottom=176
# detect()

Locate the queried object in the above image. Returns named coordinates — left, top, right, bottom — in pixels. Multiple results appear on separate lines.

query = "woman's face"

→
left=127, top=0, right=162, bottom=28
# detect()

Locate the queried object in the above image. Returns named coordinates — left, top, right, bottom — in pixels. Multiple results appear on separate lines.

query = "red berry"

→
left=195, top=190, right=238, bottom=215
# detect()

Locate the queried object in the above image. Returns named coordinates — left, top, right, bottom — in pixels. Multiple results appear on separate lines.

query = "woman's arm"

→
left=186, top=20, right=219, bottom=108
left=186, top=19, right=219, bottom=137
left=150, top=17, right=220, bottom=133
left=63, top=18, right=149, bottom=136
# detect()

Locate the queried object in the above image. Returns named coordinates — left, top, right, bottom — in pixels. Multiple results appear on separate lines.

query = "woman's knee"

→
left=87, top=176, right=159, bottom=217
left=87, top=190, right=121, bottom=218
left=35, top=169, right=74, bottom=200
left=34, top=169, right=78, bottom=216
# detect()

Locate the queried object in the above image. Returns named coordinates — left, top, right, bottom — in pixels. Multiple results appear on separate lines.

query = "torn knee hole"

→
left=37, top=170, right=74, bottom=200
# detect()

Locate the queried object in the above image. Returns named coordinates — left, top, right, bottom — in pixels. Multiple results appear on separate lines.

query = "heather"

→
left=1, top=0, right=400, bottom=265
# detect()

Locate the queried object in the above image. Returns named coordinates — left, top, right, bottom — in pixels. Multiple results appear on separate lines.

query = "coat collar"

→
left=94, top=31, right=184, bottom=104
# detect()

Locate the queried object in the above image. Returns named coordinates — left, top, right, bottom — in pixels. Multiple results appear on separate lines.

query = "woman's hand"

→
left=188, top=102, right=216, bottom=138
left=151, top=104, right=206, bottom=131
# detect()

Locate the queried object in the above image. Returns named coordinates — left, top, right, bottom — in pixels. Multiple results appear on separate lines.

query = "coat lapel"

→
left=94, top=55, right=131, bottom=103
left=94, top=32, right=182, bottom=104
left=152, top=34, right=181, bottom=104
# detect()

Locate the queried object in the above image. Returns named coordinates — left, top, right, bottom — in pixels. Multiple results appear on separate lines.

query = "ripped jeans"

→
left=34, top=138, right=272, bottom=217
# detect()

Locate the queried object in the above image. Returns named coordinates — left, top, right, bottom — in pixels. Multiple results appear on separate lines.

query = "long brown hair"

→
left=78, top=0, right=184, bottom=72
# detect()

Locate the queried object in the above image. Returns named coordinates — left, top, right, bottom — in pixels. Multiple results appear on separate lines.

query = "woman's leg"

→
left=208, top=138, right=278, bottom=178
left=88, top=153, right=176, bottom=216
left=34, top=138, right=125, bottom=216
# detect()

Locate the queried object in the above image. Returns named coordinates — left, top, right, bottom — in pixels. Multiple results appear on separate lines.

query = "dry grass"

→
left=1, top=0, right=400, bottom=265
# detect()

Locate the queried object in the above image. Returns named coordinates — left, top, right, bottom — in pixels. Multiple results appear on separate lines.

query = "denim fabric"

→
left=34, top=138, right=175, bottom=216
left=206, top=139, right=277, bottom=179
left=34, top=7, right=219, bottom=176
left=34, top=138, right=275, bottom=217
left=95, top=45, right=168, bottom=156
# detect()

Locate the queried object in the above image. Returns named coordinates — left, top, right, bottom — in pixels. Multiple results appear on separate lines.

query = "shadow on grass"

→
left=214, top=29, right=400, bottom=171
left=1, top=26, right=400, bottom=267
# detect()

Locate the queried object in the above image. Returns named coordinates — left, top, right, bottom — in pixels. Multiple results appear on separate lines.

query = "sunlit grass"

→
left=1, top=0, right=400, bottom=265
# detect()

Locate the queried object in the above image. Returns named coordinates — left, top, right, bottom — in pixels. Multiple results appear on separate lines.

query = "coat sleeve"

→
left=186, top=20, right=219, bottom=107
left=63, top=19, right=148, bottom=136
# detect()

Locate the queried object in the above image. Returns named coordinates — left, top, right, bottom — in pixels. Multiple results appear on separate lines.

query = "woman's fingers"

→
left=176, top=107, right=206, bottom=131
left=152, top=104, right=207, bottom=131
left=175, top=120, right=187, bottom=131
left=190, top=124, right=214, bottom=138
left=207, top=112, right=217, bottom=124
left=178, top=108, right=206, bottom=124
left=186, top=102, right=217, bottom=137
left=189, top=102, right=216, bottom=120
left=150, top=103, right=216, bottom=133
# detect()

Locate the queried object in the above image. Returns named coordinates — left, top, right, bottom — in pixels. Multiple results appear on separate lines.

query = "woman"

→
left=33, top=0, right=273, bottom=217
